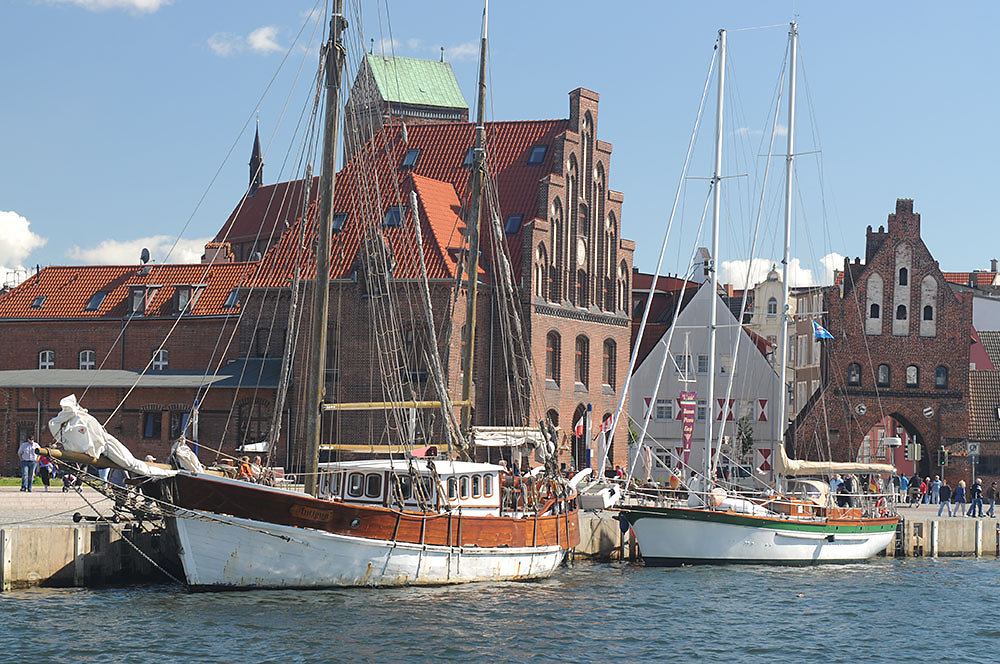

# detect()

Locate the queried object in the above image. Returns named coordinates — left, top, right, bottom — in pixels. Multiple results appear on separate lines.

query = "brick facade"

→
left=792, top=199, right=971, bottom=480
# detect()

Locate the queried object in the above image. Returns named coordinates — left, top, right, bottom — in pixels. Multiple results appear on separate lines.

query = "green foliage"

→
left=736, top=415, right=754, bottom=463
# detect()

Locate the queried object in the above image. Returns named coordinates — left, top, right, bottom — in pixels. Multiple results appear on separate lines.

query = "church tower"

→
left=249, top=124, right=263, bottom=196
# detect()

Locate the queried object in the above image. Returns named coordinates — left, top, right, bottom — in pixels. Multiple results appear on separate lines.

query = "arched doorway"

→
left=857, top=413, right=929, bottom=478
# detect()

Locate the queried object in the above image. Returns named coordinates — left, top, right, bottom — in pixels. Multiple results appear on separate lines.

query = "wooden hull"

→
left=148, top=472, right=579, bottom=588
left=622, top=505, right=898, bottom=565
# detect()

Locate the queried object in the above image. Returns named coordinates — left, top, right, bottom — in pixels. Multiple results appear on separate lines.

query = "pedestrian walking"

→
left=18, top=435, right=39, bottom=492
left=899, top=474, right=909, bottom=503
left=930, top=475, right=941, bottom=504
left=37, top=452, right=55, bottom=492
left=953, top=480, right=967, bottom=517
left=921, top=477, right=930, bottom=504
left=937, top=479, right=953, bottom=517
left=987, top=481, right=997, bottom=518
left=967, top=478, right=985, bottom=517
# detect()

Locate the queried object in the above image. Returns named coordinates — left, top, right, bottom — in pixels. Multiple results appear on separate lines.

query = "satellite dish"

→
left=140, top=248, right=150, bottom=264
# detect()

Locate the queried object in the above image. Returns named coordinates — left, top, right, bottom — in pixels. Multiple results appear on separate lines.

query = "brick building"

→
left=792, top=199, right=972, bottom=479
left=0, top=263, right=278, bottom=473
left=238, top=84, right=634, bottom=471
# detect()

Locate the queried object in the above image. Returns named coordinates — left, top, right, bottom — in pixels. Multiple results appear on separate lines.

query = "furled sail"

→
left=773, top=442, right=896, bottom=477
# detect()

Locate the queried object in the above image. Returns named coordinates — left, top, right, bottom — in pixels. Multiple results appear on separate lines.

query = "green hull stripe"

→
left=622, top=506, right=898, bottom=534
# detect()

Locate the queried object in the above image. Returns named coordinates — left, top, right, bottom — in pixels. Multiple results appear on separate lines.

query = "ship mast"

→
left=777, top=22, right=797, bottom=460
left=705, top=28, right=726, bottom=479
left=459, top=0, right=489, bottom=442
left=304, top=1, right=347, bottom=496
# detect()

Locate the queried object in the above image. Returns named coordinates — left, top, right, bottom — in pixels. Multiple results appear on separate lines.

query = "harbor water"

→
left=2, top=558, right=999, bottom=663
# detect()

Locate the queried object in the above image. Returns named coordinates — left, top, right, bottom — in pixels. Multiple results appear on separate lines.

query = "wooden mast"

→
left=304, top=2, right=347, bottom=496
left=459, top=1, right=489, bottom=444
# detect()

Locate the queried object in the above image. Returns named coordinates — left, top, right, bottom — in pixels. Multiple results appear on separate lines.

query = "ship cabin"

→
left=317, top=459, right=503, bottom=516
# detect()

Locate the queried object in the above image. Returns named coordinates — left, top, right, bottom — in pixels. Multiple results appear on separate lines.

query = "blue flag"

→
left=812, top=320, right=834, bottom=340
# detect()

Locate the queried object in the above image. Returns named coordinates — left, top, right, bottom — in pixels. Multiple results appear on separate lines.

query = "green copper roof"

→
left=366, top=54, right=468, bottom=110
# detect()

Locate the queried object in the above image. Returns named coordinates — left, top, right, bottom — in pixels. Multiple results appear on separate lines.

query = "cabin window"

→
left=528, top=145, right=548, bottom=164
left=460, top=476, right=470, bottom=499
left=348, top=473, right=364, bottom=497
left=330, top=473, right=342, bottom=497
left=448, top=477, right=457, bottom=500
left=483, top=474, right=494, bottom=497
left=396, top=475, right=412, bottom=501
left=419, top=478, right=434, bottom=502
left=472, top=475, right=481, bottom=498
left=365, top=473, right=382, bottom=498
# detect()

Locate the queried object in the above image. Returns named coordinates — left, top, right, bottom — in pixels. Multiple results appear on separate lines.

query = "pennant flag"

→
left=574, top=416, right=585, bottom=438
left=812, top=320, right=834, bottom=340
left=601, top=415, right=614, bottom=432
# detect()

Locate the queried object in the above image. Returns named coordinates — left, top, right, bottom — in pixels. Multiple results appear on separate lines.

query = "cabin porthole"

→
left=350, top=518, right=361, bottom=529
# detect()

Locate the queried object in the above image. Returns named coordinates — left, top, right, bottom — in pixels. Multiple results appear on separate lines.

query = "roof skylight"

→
left=401, top=149, right=421, bottom=169
left=85, top=291, right=108, bottom=311
left=528, top=145, right=548, bottom=165
left=504, top=214, right=524, bottom=235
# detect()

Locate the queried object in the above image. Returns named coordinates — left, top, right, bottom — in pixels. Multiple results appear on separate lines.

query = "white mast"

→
left=705, top=29, right=726, bottom=478
left=777, top=22, right=797, bottom=458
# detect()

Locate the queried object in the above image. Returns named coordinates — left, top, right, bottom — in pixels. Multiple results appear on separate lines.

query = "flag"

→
left=574, top=416, right=585, bottom=438
left=601, top=415, right=614, bottom=432
left=812, top=320, right=834, bottom=340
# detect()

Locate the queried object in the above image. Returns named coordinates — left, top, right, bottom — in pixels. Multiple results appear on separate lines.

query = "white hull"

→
left=171, top=510, right=566, bottom=588
left=627, top=508, right=896, bottom=565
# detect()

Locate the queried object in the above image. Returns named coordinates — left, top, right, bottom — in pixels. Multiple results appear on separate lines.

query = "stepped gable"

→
left=250, top=118, right=568, bottom=288
left=0, top=263, right=255, bottom=319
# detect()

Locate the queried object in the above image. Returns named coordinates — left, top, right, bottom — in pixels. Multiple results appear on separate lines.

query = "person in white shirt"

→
left=18, top=436, right=39, bottom=492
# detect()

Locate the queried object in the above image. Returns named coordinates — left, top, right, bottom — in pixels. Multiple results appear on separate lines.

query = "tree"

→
left=736, top=415, right=754, bottom=465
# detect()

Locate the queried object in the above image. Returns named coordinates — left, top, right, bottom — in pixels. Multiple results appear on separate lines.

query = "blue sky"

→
left=2, top=0, right=997, bottom=289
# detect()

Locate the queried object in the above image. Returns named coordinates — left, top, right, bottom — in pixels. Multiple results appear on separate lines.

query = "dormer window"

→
left=504, top=214, right=523, bottom=235
left=462, top=147, right=474, bottom=167
left=131, top=288, right=146, bottom=315
left=222, top=288, right=240, bottom=309
left=175, top=286, right=192, bottom=314
left=332, top=212, right=348, bottom=233
left=383, top=207, right=404, bottom=228
left=528, top=145, right=548, bottom=165
left=401, top=149, right=420, bottom=169
left=30, top=296, right=45, bottom=309
left=85, top=291, right=108, bottom=311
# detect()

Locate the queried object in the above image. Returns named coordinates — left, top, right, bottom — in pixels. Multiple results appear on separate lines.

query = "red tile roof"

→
left=246, top=119, right=568, bottom=287
left=834, top=270, right=999, bottom=288
left=0, top=263, right=256, bottom=319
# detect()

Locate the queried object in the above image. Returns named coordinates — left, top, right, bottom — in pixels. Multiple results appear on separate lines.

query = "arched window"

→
left=152, top=349, right=169, bottom=371
left=550, top=198, right=563, bottom=301
left=847, top=362, right=861, bottom=386
left=38, top=350, right=55, bottom=370
left=767, top=297, right=778, bottom=316
left=870, top=303, right=880, bottom=319
left=906, top=364, right=918, bottom=387
left=896, top=305, right=907, bottom=320
left=79, top=349, right=96, bottom=370
left=577, top=268, right=588, bottom=307
left=617, top=260, right=629, bottom=312
left=545, top=332, right=561, bottom=385
left=534, top=244, right=548, bottom=299
left=575, top=335, right=590, bottom=387
left=602, top=339, right=616, bottom=389
left=899, top=267, right=908, bottom=286
left=877, top=364, right=890, bottom=387
left=923, top=305, right=933, bottom=321
left=935, top=366, right=948, bottom=389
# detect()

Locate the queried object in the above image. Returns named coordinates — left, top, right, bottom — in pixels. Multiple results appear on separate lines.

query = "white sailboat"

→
left=620, top=24, right=898, bottom=565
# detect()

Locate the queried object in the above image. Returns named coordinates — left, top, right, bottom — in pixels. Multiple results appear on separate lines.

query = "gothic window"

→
left=877, top=364, right=890, bottom=387
left=906, top=365, right=918, bottom=387
left=577, top=269, right=588, bottom=307
left=767, top=297, right=778, bottom=316
left=899, top=267, right=908, bottom=286
left=896, top=305, right=907, bottom=320
left=534, top=245, right=548, bottom=299
left=870, top=303, right=880, bottom=319
left=602, top=339, right=616, bottom=389
left=935, top=366, right=948, bottom=389
left=617, top=261, right=629, bottom=312
left=923, top=305, right=933, bottom=321
left=79, top=349, right=96, bottom=370
left=545, top=332, right=561, bottom=385
left=575, top=335, right=590, bottom=387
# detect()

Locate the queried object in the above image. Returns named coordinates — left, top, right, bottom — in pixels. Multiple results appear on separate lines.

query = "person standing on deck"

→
left=937, top=480, right=952, bottom=517
left=18, top=435, right=39, bottom=492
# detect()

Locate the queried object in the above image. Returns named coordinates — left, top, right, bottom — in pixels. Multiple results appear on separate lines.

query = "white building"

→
left=629, top=281, right=781, bottom=482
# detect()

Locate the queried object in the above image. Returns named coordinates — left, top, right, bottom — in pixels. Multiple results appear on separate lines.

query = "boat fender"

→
left=618, top=512, right=630, bottom=534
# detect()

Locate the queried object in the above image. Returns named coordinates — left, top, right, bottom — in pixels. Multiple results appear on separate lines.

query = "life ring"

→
left=876, top=496, right=888, bottom=517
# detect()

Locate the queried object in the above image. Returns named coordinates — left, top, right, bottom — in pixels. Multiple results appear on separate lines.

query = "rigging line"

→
left=603, top=41, right=718, bottom=465
left=710, top=46, right=788, bottom=478
left=730, top=23, right=788, bottom=32
left=625, top=186, right=712, bottom=484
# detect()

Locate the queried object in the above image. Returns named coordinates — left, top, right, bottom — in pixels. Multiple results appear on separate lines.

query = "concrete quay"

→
left=890, top=502, right=1000, bottom=557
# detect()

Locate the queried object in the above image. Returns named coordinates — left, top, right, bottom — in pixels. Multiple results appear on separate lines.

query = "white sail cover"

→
left=773, top=442, right=895, bottom=477
left=471, top=426, right=544, bottom=447
left=48, top=394, right=176, bottom=478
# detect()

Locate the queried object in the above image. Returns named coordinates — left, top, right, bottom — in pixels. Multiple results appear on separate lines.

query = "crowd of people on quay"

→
left=895, top=473, right=997, bottom=518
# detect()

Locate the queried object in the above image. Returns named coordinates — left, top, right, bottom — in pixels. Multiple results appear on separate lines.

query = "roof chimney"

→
left=992, top=258, right=998, bottom=273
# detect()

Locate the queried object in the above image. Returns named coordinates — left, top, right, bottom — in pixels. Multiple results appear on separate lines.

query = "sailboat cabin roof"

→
left=319, top=459, right=505, bottom=475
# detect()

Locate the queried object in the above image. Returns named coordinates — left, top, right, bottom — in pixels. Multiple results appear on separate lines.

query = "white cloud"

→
left=733, top=124, right=787, bottom=138
left=0, top=211, right=47, bottom=267
left=444, top=41, right=478, bottom=62
left=247, top=26, right=282, bottom=54
left=208, top=26, right=283, bottom=57
left=46, top=0, right=169, bottom=13
left=720, top=255, right=835, bottom=289
left=67, top=236, right=211, bottom=265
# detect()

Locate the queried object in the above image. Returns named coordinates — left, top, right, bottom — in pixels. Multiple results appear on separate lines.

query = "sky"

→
left=2, top=0, right=998, bottom=290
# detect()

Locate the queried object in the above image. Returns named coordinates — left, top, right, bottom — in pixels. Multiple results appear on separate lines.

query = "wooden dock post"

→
left=1, top=530, right=11, bottom=592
